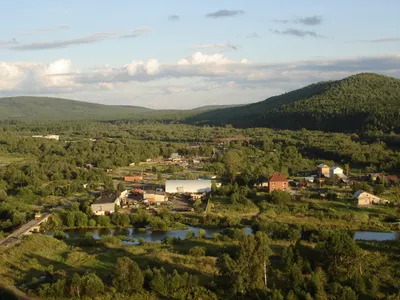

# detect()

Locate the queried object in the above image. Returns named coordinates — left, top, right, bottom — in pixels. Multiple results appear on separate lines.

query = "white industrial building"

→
left=165, top=180, right=212, bottom=194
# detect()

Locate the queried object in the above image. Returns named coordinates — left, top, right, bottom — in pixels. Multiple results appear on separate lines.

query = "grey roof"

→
left=92, top=192, right=118, bottom=204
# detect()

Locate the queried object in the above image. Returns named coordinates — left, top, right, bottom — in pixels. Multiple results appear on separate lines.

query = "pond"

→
left=352, top=231, right=400, bottom=241
left=52, top=227, right=399, bottom=245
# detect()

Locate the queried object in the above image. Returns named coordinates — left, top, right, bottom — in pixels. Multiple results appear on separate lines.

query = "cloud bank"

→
left=1, top=53, right=399, bottom=100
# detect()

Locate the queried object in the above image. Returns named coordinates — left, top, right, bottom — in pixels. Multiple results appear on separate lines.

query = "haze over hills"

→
left=1, top=73, right=399, bottom=133
left=186, top=73, right=400, bottom=133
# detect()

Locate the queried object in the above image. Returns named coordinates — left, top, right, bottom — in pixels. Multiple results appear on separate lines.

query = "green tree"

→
left=270, top=190, right=292, bottom=205
left=223, top=150, right=242, bottom=183
left=318, top=230, right=361, bottom=277
left=113, top=257, right=144, bottom=294
left=75, top=211, right=88, bottom=227
left=81, top=273, right=104, bottom=298
left=97, top=215, right=111, bottom=227
left=116, top=182, right=125, bottom=192
left=65, top=211, right=75, bottom=227
left=217, top=232, right=272, bottom=295
left=69, top=273, right=82, bottom=298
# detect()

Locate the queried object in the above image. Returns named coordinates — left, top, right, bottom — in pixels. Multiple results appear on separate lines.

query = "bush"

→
left=97, top=215, right=111, bottom=227
left=101, top=236, right=121, bottom=245
left=185, top=231, right=195, bottom=240
left=88, top=219, right=96, bottom=227
left=269, top=190, right=292, bottom=205
left=53, top=230, right=66, bottom=240
left=188, top=246, right=206, bottom=257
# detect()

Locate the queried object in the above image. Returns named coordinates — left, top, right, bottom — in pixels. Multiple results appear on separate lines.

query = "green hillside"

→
left=0, top=96, right=151, bottom=120
left=186, top=73, right=400, bottom=133
left=0, top=96, right=240, bottom=122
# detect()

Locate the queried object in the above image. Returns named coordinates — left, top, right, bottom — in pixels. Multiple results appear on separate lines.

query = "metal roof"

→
left=165, top=180, right=212, bottom=193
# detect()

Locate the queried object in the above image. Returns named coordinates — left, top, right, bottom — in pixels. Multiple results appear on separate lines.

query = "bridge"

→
left=0, top=213, right=50, bottom=248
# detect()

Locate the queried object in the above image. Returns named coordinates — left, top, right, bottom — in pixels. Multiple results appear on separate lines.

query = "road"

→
left=0, top=213, right=49, bottom=248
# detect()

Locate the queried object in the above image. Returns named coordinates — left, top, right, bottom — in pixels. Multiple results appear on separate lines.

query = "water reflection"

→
left=55, top=227, right=399, bottom=244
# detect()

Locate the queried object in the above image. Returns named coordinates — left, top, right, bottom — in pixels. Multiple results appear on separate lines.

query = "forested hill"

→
left=0, top=96, right=152, bottom=120
left=0, top=96, right=240, bottom=121
left=186, top=73, right=400, bottom=133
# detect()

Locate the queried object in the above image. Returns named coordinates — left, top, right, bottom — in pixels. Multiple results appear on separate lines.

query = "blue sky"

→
left=0, top=0, right=399, bottom=108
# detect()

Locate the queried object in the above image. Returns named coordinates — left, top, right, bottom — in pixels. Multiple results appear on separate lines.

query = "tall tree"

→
left=113, top=257, right=144, bottom=294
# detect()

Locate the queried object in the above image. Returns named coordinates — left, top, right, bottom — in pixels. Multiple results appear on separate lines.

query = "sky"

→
left=0, top=0, right=399, bottom=109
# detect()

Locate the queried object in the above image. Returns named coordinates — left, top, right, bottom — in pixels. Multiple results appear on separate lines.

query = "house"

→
left=253, top=177, right=269, bottom=188
left=317, top=164, right=330, bottom=177
left=336, top=173, right=349, bottom=183
left=129, top=162, right=136, bottom=167
left=385, top=175, right=399, bottom=185
left=91, top=190, right=128, bottom=215
left=354, top=190, right=389, bottom=206
left=268, top=174, right=288, bottom=192
left=366, top=173, right=384, bottom=181
left=166, top=180, right=212, bottom=194
left=169, top=153, right=181, bottom=161
left=143, top=192, right=167, bottom=204
left=124, top=176, right=143, bottom=182
left=32, top=134, right=60, bottom=141
left=304, top=177, right=315, bottom=183
left=330, top=166, right=344, bottom=178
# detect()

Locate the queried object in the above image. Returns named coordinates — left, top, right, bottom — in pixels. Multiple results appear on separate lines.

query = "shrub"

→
left=188, top=246, right=206, bottom=257
left=53, top=230, right=66, bottom=240
left=97, top=215, right=111, bottom=227
left=269, top=190, right=292, bottom=205
left=101, top=236, right=121, bottom=245
left=88, top=219, right=96, bottom=227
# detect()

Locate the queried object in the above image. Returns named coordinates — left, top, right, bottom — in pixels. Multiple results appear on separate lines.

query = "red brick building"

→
left=268, top=173, right=288, bottom=192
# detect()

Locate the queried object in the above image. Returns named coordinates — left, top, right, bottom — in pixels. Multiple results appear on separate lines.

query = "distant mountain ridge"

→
left=1, top=73, right=399, bottom=133
left=186, top=73, right=400, bottom=133
left=0, top=96, right=238, bottom=121
left=0, top=96, right=151, bottom=120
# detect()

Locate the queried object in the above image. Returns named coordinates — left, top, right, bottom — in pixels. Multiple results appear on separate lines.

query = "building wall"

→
left=91, top=203, right=116, bottom=215
left=124, top=176, right=143, bottom=182
left=330, top=168, right=343, bottom=178
left=143, top=193, right=166, bottom=202
left=268, top=180, right=288, bottom=192
left=165, top=180, right=212, bottom=193
left=356, top=192, right=386, bottom=206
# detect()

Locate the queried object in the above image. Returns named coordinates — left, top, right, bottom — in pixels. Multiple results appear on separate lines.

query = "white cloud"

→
left=1, top=53, right=399, bottom=108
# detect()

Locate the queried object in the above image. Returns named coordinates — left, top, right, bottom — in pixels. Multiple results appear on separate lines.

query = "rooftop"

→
left=269, top=173, right=288, bottom=182
left=92, top=192, right=118, bottom=204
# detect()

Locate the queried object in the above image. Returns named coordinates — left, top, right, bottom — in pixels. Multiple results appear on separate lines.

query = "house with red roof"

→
left=268, top=173, right=289, bottom=193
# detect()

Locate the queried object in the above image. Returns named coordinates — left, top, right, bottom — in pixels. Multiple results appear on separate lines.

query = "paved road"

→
left=0, top=213, right=49, bottom=247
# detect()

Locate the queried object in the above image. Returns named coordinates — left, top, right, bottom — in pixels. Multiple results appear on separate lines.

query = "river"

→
left=54, top=227, right=400, bottom=245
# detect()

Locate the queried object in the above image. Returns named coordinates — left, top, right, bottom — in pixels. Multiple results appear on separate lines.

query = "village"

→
left=89, top=151, right=399, bottom=217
